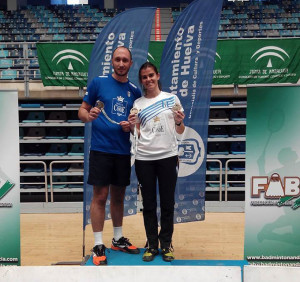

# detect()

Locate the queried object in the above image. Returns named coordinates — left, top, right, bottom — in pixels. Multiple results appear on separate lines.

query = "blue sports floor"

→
left=84, top=248, right=248, bottom=267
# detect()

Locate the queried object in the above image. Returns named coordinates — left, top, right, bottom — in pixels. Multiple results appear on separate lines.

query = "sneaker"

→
left=142, top=248, right=159, bottom=262
left=111, top=236, right=140, bottom=254
left=161, top=247, right=175, bottom=262
left=92, top=244, right=107, bottom=265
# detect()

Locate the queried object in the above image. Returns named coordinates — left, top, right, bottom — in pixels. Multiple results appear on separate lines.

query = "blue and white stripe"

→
left=138, top=96, right=176, bottom=127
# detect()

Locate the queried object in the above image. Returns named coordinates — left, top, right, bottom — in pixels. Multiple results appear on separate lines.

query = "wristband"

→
left=176, top=122, right=182, bottom=126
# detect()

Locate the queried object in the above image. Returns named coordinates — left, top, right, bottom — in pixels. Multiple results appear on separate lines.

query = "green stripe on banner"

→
left=214, top=38, right=300, bottom=84
left=37, top=39, right=300, bottom=87
left=148, top=38, right=300, bottom=85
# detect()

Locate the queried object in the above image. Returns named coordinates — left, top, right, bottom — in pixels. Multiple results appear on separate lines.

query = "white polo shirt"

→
left=133, top=91, right=183, bottom=161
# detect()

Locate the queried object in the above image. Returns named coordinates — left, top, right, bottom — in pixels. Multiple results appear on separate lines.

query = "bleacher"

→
left=0, top=0, right=299, bottom=80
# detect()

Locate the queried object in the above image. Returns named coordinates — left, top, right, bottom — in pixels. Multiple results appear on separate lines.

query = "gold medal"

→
left=130, top=107, right=139, bottom=115
left=95, top=100, right=120, bottom=125
left=172, top=103, right=182, bottom=112
left=95, top=100, right=104, bottom=110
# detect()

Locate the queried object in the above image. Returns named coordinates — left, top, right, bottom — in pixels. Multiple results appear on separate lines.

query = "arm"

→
left=78, top=101, right=100, bottom=123
left=128, top=113, right=141, bottom=137
left=119, top=121, right=131, bottom=132
left=174, top=110, right=185, bottom=134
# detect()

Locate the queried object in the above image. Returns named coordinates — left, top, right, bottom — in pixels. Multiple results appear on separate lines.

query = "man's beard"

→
left=113, top=68, right=129, bottom=77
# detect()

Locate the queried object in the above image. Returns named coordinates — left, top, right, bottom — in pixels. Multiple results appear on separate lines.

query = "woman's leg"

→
left=135, top=159, right=159, bottom=249
left=157, top=156, right=178, bottom=249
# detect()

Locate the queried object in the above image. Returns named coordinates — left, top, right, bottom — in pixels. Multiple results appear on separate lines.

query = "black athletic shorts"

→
left=88, top=150, right=131, bottom=187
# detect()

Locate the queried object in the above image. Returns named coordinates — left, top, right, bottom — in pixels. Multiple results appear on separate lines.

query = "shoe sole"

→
left=162, top=257, right=175, bottom=262
left=142, top=255, right=157, bottom=262
left=93, top=259, right=107, bottom=265
left=143, top=257, right=154, bottom=262
left=142, top=251, right=158, bottom=262
left=111, top=245, right=140, bottom=254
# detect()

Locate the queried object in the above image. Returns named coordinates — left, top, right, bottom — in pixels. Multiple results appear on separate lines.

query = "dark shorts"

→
left=88, top=150, right=131, bottom=187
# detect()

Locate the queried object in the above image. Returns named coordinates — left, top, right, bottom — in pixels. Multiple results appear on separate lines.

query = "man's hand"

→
left=120, top=121, right=131, bottom=132
left=88, top=107, right=101, bottom=121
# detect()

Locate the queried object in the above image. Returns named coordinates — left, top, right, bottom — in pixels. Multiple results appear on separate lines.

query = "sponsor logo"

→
left=112, top=96, right=127, bottom=117
left=52, top=49, right=89, bottom=70
left=150, top=116, right=166, bottom=135
left=213, top=52, right=231, bottom=81
left=251, top=173, right=300, bottom=209
left=215, top=52, right=221, bottom=63
left=251, top=46, right=290, bottom=68
left=179, top=139, right=201, bottom=165
left=0, top=169, right=15, bottom=201
left=178, top=126, right=205, bottom=177
left=148, top=52, right=155, bottom=62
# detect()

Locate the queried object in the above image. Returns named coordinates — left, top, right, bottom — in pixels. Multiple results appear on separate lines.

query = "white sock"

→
left=113, top=226, right=123, bottom=241
left=94, top=231, right=103, bottom=246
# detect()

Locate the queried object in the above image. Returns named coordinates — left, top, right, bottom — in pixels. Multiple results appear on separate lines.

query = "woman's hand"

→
left=174, top=110, right=185, bottom=125
left=174, top=110, right=185, bottom=134
left=128, top=113, right=138, bottom=125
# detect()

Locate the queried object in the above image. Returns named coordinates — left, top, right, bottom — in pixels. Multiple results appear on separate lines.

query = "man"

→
left=78, top=46, right=141, bottom=265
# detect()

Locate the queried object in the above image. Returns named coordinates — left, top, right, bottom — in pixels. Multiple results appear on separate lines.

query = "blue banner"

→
left=83, top=7, right=156, bottom=229
left=159, top=0, right=223, bottom=223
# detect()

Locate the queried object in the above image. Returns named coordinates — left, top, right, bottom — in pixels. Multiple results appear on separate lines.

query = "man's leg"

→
left=90, top=185, right=109, bottom=265
left=110, top=185, right=140, bottom=254
left=90, top=185, right=109, bottom=233
left=110, top=185, right=126, bottom=228
left=109, top=154, right=139, bottom=254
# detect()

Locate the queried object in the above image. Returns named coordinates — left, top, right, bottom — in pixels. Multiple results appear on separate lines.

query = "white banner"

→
left=0, top=90, right=20, bottom=266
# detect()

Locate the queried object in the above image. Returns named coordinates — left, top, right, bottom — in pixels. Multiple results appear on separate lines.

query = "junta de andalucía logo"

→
left=0, top=167, right=15, bottom=200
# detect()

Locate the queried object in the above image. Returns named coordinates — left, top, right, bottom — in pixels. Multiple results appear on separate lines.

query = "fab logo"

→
left=251, top=173, right=300, bottom=209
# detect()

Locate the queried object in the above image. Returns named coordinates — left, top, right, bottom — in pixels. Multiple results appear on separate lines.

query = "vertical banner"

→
left=83, top=7, right=156, bottom=228
left=159, top=0, right=223, bottom=223
left=245, top=85, right=300, bottom=266
left=0, top=90, right=20, bottom=266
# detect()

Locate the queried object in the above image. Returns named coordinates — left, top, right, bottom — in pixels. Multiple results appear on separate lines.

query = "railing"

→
left=206, top=159, right=223, bottom=201
left=49, top=160, right=84, bottom=202
left=20, top=160, right=48, bottom=202
left=224, top=158, right=246, bottom=201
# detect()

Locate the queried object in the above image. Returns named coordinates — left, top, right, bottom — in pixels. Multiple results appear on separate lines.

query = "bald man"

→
left=79, top=47, right=141, bottom=265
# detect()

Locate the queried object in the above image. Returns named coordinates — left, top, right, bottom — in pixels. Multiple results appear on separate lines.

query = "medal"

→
left=171, top=103, right=182, bottom=112
left=95, top=100, right=120, bottom=125
left=130, top=107, right=139, bottom=115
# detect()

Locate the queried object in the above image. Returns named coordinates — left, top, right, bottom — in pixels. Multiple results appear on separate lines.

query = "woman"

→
left=128, top=62, right=185, bottom=262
